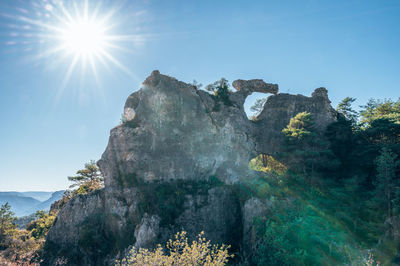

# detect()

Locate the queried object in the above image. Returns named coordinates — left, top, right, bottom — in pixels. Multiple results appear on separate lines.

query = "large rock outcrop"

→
left=43, top=71, right=337, bottom=265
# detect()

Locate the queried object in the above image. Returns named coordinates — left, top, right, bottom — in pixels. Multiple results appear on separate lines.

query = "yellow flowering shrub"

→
left=116, top=231, right=233, bottom=266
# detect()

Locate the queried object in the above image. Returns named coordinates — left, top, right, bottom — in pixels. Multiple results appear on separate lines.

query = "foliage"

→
left=360, top=98, right=400, bottom=127
left=243, top=97, right=400, bottom=264
left=0, top=161, right=105, bottom=263
left=205, top=78, right=233, bottom=110
left=1, top=228, right=39, bottom=261
left=249, top=154, right=288, bottom=176
left=67, top=160, right=104, bottom=195
left=116, top=231, right=233, bottom=266
left=0, top=204, right=55, bottom=264
left=26, top=211, right=56, bottom=239
left=282, top=112, right=315, bottom=141
left=325, top=115, right=354, bottom=179
left=191, top=79, right=202, bottom=89
left=281, top=112, right=338, bottom=178
left=336, top=97, right=359, bottom=125
left=238, top=170, right=364, bottom=265
left=0, top=203, right=16, bottom=249
left=373, top=147, right=400, bottom=218
left=68, top=160, right=103, bottom=188
left=4, top=95, right=400, bottom=264
left=250, top=98, right=267, bottom=117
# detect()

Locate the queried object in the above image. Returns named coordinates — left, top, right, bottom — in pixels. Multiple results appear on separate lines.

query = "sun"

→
left=3, top=0, right=144, bottom=97
left=6, top=0, right=143, bottom=93
left=60, top=18, right=108, bottom=58
left=53, top=1, right=115, bottom=64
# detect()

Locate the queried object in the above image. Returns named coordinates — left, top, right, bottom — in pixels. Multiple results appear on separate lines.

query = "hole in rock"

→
left=243, top=92, right=270, bottom=121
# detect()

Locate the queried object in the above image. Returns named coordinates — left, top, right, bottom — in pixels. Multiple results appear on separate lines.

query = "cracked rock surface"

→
left=44, top=71, right=337, bottom=265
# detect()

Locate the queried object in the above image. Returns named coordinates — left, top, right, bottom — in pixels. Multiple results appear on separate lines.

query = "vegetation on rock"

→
left=68, top=160, right=104, bottom=194
left=116, top=231, right=233, bottom=266
left=0, top=204, right=56, bottom=264
left=205, top=78, right=233, bottom=110
left=244, top=97, right=400, bottom=265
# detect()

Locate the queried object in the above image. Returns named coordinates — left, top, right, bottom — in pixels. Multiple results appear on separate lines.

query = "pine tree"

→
left=250, top=98, right=267, bottom=116
left=68, top=160, right=104, bottom=194
left=0, top=203, right=16, bottom=247
left=336, top=97, right=358, bottom=125
left=374, top=147, right=400, bottom=218
left=281, top=112, right=337, bottom=180
left=360, top=98, right=400, bottom=127
left=205, top=78, right=232, bottom=108
left=281, top=112, right=316, bottom=175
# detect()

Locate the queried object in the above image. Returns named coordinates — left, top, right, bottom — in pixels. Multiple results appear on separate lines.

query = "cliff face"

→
left=44, top=71, right=337, bottom=265
left=255, top=87, right=337, bottom=154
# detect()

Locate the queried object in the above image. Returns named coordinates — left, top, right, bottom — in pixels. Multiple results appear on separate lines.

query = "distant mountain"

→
left=28, top=190, right=64, bottom=214
left=0, top=190, right=65, bottom=217
left=18, top=191, right=54, bottom=202
left=0, top=193, right=41, bottom=217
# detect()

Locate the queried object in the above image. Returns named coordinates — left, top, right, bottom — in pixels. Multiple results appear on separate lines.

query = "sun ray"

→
left=98, top=48, right=137, bottom=80
left=3, top=0, right=148, bottom=100
left=56, top=54, right=79, bottom=103
left=88, top=54, right=107, bottom=105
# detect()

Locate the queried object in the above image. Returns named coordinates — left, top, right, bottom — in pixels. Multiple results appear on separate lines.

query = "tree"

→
left=26, top=211, right=56, bottom=239
left=325, top=116, right=354, bottom=179
left=0, top=203, right=16, bottom=248
left=281, top=112, right=317, bottom=176
left=336, top=97, right=358, bottom=125
left=360, top=98, right=400, bottom=127
left=190, top=80, right=202, bottom=89
left=205, top=78, right=232, bottom=109
left=250, top=98, right=267, bottom=116
left=282, top=112, right=315, bottom=142
left=374, top=147, right=400, bottom=218
left=281, top=112, right=337, bottom=179
left=68, top=160, right=104, bottom=194
left=116, top=231, right=233, bottom=266
left=205, top=78, right=229, bottom=95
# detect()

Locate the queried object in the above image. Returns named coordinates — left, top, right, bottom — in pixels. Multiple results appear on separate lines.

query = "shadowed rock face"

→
left=44, top=71, right=337, bottom=265
left=255, top=87, right=337, bottom=154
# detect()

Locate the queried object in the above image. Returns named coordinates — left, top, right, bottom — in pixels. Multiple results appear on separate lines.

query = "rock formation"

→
left=232, top=79, right=278, bottom=95
left=43, top=71, right=337, bottom=265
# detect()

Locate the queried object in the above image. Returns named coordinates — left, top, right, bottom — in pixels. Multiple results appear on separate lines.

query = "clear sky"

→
left=0, top=0, right=399, bottom=191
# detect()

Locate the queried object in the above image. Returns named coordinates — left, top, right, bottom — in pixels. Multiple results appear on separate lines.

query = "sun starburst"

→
left=3, top=0, right=146, bottom=99
left=60, top=17, right=107, bottom=57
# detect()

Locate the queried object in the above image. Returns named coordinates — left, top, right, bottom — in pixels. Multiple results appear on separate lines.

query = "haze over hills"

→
left=18, top=191, right=55, bottom=202
left=0, top=190, right=64, bottom=217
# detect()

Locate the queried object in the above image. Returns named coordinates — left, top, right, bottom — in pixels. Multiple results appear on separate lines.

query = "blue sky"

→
left=0, top=0, right=399, bottom=191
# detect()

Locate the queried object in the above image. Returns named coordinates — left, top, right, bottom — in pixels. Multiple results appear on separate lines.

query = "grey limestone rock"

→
left=134, top=214, right=161, bottom=248
left=44, top=71, right=338, bottom=265
left=232, top=78, right=278, bottom=95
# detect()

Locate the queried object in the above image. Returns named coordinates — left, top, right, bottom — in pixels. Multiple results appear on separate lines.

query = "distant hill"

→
left=28, top=190, right=64, bottom=214
left=0, top=190, right=64, bottom=217
left=18, top=191, right=54, bottom=202
left=0, top=193, right=41, bottom=217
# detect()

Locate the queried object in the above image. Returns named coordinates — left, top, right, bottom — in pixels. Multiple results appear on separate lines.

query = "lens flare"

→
left=2, top=0, right=146, bottom=99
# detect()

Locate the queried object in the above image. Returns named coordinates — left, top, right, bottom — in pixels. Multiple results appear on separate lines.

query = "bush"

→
left=26, top=211, right=56, bottom=239
left=205, top=78, right=233, bottom=111
left=116, top=231, right=233, bottom=266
